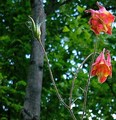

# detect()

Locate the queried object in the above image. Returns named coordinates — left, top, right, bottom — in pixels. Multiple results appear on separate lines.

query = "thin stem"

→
left=38, top=38, right=77, bottom=120
left=69, top=109, right=77, bottom=120
left=81, top=73, right=91, bottom=120
left=82, top=37, right=98, bottom=120
left=39, top=39, right=68, bottom=108
left=30, top=16, right=77, bottom=119
left=69, top=52, right=95, bottom=108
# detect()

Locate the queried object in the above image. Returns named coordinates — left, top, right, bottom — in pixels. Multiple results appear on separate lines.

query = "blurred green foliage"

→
left=0, top=0, right=116, bottom=119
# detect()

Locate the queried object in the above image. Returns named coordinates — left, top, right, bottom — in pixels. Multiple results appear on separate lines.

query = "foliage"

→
left=0, top=0, right=116, bottom=119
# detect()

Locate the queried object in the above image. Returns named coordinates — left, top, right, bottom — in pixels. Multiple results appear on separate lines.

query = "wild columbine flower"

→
left=85, top=2, right=115, bottom=35
left=91, top=48, right=112, bottom=83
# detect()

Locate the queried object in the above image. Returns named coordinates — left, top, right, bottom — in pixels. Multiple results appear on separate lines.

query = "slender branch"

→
left=81, top=72, right=91, bottom=120
left=38, top=38, right=69, bottom=108
left=38, top=37, right=78, bottom=120
left=68, top=109, right=77, bottom=120
left=82, top=36, right=98, bottom=120
left=69, top=52, right=95, bottom=108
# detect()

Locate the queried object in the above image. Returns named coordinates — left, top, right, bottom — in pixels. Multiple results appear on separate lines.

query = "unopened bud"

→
left=29, top=16, right=41, bottom=40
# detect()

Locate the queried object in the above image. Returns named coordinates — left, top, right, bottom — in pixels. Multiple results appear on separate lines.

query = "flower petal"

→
left=98, top=76, right=107, bottom=83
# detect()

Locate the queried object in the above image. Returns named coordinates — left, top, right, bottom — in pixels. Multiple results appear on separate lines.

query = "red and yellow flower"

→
left=85, top=2, right=115, bottom=35
left=91, top=48, right=112, bottom=83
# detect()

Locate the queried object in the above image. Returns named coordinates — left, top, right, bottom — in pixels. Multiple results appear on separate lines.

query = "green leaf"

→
left=76, top=27, right=82, bottom=35
left=77, top=6, right=85, bottom=13
left=62, top=26, right=70, bottom=32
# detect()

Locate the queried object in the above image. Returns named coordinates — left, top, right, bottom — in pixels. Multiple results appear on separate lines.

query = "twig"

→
left=69, top=52, right=95, bottom=108
left=69, top=109, right=77, bottom=120
left=38, top=38, right=77, bottom=120
left=81, top=72, right=91, bottom=120
left=38, top=38, right=68, bottom=108
left=82, top=36, right=98, bottom=120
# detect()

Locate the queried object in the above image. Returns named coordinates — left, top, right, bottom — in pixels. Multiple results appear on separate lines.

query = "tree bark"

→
left=21, top=0, right=45, bottom=120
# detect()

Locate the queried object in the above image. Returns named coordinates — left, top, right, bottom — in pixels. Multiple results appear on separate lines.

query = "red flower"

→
left=91, top=48, right=112, bottom=83
left=85, top=2, right=115, bottom=35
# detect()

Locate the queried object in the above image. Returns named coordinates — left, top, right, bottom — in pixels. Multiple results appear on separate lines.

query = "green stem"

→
left=82, top=36, right=98, bottom=120
left=38, top=38, right=77, bottom=120
left=69, top=52, right=95, bottom=107
left=39, top=39, right=68, bottom=107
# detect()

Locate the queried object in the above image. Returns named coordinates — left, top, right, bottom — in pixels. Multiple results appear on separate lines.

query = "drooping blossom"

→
left=91, top=48, right=112, bottom=83
left=85, top=2, right=115, bottom=35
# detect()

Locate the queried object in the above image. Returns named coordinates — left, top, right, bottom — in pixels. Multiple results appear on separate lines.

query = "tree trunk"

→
left=21, top=0, right=45, bottom=120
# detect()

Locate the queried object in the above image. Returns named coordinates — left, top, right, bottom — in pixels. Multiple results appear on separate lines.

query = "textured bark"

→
left=21, top=0, right=45, bottom=120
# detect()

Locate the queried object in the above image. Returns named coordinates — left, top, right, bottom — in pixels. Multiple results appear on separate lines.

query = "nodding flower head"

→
left=91, top=48, right=112, bottom=83
left=85, top=2, right=115, bottom=35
